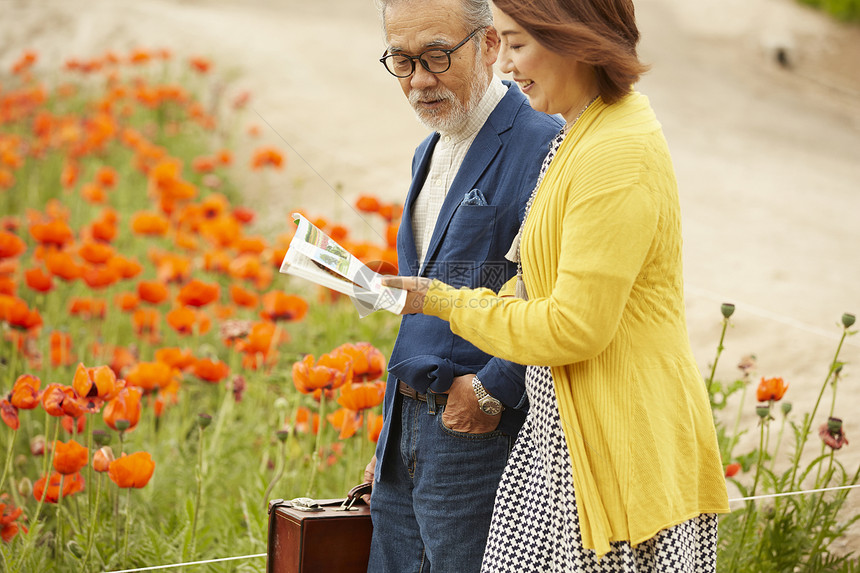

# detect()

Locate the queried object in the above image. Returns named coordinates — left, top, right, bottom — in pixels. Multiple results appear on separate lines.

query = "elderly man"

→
left=366, top=0, right=562, bottom=571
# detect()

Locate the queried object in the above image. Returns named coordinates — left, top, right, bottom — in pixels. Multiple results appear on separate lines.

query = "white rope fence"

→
left=101, top=484, right=860, bottom=572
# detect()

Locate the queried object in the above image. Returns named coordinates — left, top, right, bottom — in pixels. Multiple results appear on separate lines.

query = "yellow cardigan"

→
left=423, top=92, right=729, bottom=557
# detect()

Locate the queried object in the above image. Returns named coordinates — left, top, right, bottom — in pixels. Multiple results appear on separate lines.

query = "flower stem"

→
left=188, top=424, right=205, bottom=561
left=730, top=414, right=767, bottom=571
left=789, top=327, right=848, bottom=490
left=262, top=438, right=287, bottom=507
left=122, top=488, right=132, bottom=566
left=82, top=472, right=103, bottom=571
left=56, top=474, right=66, bottom=568
left=306, top=392, right=327, bottom=498
left=705, top=317, right=729, bottom=399
left=0, top=429, right=17, bottom=493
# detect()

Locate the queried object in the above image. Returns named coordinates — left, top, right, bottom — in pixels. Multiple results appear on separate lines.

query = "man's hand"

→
left=362, top=455, right=377, bottom=505
left=442, top=374, right=501, bottom=433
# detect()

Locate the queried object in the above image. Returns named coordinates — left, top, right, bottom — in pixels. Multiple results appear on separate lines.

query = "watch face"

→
left=480, top=399, right=503, bottom=416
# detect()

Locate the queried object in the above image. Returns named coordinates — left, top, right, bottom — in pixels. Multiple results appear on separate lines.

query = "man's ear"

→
left=482, top=26, right=501, bottom=66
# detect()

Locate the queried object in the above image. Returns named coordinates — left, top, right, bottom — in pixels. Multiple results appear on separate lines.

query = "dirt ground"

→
left=2, top=0, right=860, bottom=554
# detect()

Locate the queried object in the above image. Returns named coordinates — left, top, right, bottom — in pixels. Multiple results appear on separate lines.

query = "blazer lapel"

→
left=419, top=130, right=502, bottom=275
left=399, top=135, right=437, bottom=276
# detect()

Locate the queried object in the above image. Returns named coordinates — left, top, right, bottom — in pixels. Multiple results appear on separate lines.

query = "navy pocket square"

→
left=461, top=188, right=488, bottom=206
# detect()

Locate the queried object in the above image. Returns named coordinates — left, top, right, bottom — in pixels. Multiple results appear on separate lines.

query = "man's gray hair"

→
left=377, top=0, right=493, bottom=40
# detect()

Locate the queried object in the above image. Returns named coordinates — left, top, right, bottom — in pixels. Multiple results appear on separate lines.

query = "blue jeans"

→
left=368, top=394, right=512, bottom=573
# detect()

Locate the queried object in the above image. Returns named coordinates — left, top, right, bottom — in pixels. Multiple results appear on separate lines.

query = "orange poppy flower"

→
left=72, top=363, right=119, bottom=401
left=192, top=156, right=216, bottom=173
left=154, top=347, right=195, bottom=371
left=0, top=231, right=26, bottom=260
left=93, top=446, right=114, bottom=472
left=250, top=146, right=285, bottom=169
left=292, top=354, right=349, bottom=394
left=386, top=223, right=399, bottom=248
left=154, top=252, right=191, bottom=284
left=292, top=406, right=319, bottom=435
left=24, top=266, right=54, bottom=293
left=229, top=284, right=259, bottom=308
left=116, top=292, right=140, bottom=312
left=109, top=451, right=155, bottom=488
left=203, top=250, right=231, bottom=274
left=176, top=279, right=220, bottom=307
left=234, top=236, right=266, bottom=255
left=124, top=362, right=175, bottom=394
left=1, top=500, right=26, bottom=543
left=199, top=216, right=240, bottom=248
left=11, top=374, right=41, bottom=409
left=327, top=407, right=363, bottom=440
left=378, top=203, right=403, bottom=222
left=0, top=276, right=14, bottom=297
left=0, top=295, right=42, bottom=331
left=108, top=256, right=143, bottom=280
left=236, top=321, right=286, bottom=355
left=95, top=166, right=118, bottom=188
left=189, top=56, right=211, bottom=73
left=232, top=206, right=255, bottom=224
left=61, top=414, right=86, bottom=436
left=166, top=306, right=210, bottom=336
left=81, top=182, right=107, bottom=204
left=367, top=412, right=383, bottom=443
left=0, top=169, right=15, bottom=191
left=50, top=331, right=75, bottom=367
left=216, top=149, right=232, bottom=166
left=192, top=358, right=229, bottom=383
left=355, top=195, right=380, bottom=214
left=53, top=439, right=89, bottom=475
left=131, top=211, right=169, bottom=236
left=335, top=342, right=386, bottom=382
left=137, top=280, right=169, bottom=304
left=82, top=264, right=121, bottom=289
left=68, top=297, right=106, bottom=319
left=261, top=291, right=308, bottom=322
left=33, top=471, right=85, bottom=503
left=132, top=308, right=160, bottom=338
left=44, top=250, right=83, bottom=281
left=1, top=399, right=18, bottom=430
left=756, top=377, right=789, bottom=402
left=337, top=380, right=385, bottom=412
left=90, top=217, right=117, bottom=243
left=79, top=240, right=114, bottom=264
left=103, top=386, right=142, bottom=432
left=29, top=219, right=74, bottom=248
left=61, top=161, right=79, bottom=189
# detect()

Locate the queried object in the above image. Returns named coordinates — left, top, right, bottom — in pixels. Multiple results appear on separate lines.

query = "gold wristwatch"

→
left=472, top=375, right=503, bottom=416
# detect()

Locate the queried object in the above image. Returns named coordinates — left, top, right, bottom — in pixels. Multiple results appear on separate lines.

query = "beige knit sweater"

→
left=423, top=91, right=729, bottom=557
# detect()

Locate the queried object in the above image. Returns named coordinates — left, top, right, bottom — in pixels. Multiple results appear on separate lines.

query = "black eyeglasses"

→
left=380, top=28, right=483, bottom=78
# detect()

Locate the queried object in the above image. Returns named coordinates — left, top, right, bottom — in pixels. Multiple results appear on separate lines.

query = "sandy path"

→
left=2, top=0, right=860, bottom=550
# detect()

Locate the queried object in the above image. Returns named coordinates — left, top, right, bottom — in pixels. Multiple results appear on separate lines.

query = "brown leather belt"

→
left=397, top=380, right=447, bottom=407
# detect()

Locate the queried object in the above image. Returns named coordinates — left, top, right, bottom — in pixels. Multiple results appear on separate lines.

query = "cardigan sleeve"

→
left=424, top=142, right=662, bottom=366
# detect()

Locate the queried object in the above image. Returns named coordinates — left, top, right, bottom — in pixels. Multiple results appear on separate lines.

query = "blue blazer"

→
left=377, top=82, right=563, bottom=476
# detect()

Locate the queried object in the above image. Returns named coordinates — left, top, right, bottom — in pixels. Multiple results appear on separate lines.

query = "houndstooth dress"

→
left=482, top=129, right=719, bottom=573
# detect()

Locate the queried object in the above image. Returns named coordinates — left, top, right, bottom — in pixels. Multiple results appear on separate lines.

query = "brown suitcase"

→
left=267, top=483, right=373, bottom=573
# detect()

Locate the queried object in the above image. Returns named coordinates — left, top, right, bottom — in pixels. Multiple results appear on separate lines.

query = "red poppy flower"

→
left=0, top=276, right=15, bottom=296
left=53, top=439, right=89, bottom=475
left=82, top=264, right=120, bottom=289
left=131, top=211, right=169, bottom=236
left=261, top=291, right=308, bottom=322
left=10, top=374, right=41, bottom=409
left=229, top=284, right=259, bottom=308
left=0, top=295, right=42, bottom=331
left=108, top=255, right=143, bottom=279
left=108, top=451, right=155, bottom=488
left=176, top=279, right=220, bottom=307
left=33, top=471, right=85, bottom=503
left=756, top=377, right=788, bottom=402
left=116, top=292, right=140, bottom=312
left=192, top=358, right=229, bottom=383
left=68, top=297, right=106, bottom=319
left=724, top=462, right=741, bottom=478
left=137, top=280, right=169, bottom=304
left=355, top=195, right=380, bottom=214
left=95, top=166, right=118, bottom=188
left=24, top=266, right=54, bottom=293
left=232, top=206, right=254, bottom=224
left=1, top=500, right=26, bottom=542
left=81, top=182, right=107, bottom=204
left=0, top=231, right=26, bottom=260
left=44, top=250, right=83, bottom=281
left=103, top=386, right=142, bottom=432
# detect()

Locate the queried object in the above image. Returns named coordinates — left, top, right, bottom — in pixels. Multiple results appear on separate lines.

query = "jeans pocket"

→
left=437, top=407, right=504, bottom=440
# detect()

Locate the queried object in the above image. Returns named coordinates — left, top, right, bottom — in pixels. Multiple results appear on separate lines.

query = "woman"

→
left=383, top=0, right=730, bottom=571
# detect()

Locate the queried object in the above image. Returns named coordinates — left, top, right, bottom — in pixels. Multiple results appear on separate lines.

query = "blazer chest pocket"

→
left=432, top=205, right=496, bottom=285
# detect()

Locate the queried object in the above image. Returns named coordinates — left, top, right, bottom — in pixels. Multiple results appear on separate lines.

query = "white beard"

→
left=408, top=53, right=490, bottom=133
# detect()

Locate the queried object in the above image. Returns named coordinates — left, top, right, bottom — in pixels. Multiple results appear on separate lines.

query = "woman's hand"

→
left=382, top=276, right=432, bottom=314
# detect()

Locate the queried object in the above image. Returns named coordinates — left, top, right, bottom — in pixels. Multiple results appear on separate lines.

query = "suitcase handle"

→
left=337, top=482, right=373, bottom=512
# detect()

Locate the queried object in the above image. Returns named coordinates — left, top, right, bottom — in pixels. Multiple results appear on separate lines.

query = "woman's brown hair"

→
left=492, top=0, right=648, bottom=104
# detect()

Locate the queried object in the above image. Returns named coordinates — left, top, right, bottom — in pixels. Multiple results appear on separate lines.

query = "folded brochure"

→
left=278, top=213, right=406, bottom=317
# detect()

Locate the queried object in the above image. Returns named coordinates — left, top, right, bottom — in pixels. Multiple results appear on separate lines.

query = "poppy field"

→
left=0, top=49, right=401, bottom=572
left=1, top=49, right=859, bottom=573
